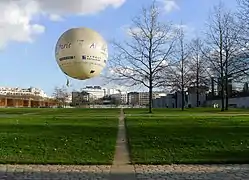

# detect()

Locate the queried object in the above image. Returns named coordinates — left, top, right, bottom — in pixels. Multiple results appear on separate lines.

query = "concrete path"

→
left=109, top=108, right=136, bottom=180
left=0, top=164, right=249, bottom=179
left=135, top=165, right=249, bottom=179
left=0, top=164, right=111, bottom=179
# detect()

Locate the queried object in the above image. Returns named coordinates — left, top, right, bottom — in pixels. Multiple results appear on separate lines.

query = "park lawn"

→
left=126, top=115, right=249, bottom=164
left=124, top=107, right=249, bottom=115
left=0, top=108, right=119, bottom=165
left=124, top=108, right=249, bottom=118
left=0, top=108, right=120, bottom=117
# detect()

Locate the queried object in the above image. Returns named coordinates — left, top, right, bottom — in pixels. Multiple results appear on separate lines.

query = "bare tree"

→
left=237, top=0, right=249, bottom=44
left=222, top=11, right=240, bottom=110
left=203, top=2, right=244, bottom=111
left=188, top=38, right=210, bottom=107
left=165, top=26, right=192, bottom=110
left=109, top=1, right=177, bottom=113
left=53, top=86, right=69, bottom=108
left=236, top=0, right=249, bottom=75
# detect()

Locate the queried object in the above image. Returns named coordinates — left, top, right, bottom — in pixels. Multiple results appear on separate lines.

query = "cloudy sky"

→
left=0, top=0, right=238, bottom=95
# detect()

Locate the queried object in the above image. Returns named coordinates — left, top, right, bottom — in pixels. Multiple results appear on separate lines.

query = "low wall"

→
left=206, top=96, right=249, bottom=108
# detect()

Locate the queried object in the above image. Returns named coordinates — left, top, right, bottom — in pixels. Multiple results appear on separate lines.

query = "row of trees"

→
left=109, top=0, right=249, bottom=113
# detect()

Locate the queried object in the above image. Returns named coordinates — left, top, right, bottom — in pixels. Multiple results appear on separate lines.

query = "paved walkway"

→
left=109, top=108, right=136, bottom=180
left=135, top=164, right=249, bottom=180
left=0, top=109, right=249, bottom=179
left=0, top=165, right=111, bottom=180
left=1, top=164, right=249, bottom=179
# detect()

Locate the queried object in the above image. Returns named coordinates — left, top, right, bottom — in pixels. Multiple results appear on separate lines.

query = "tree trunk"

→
left=181, top=56, right=185, bottom=111
left=220, top=76, right=225, bottom=112
left=211, top=77, right=215, bottom=97
left=196, top=58, right=199, bottom=107
left=225, top=76, right=228, bottom=111
left=181, top=88, right=184, bottom=111
left=196, top=88, right=199, bottom=107
left=175, top=92, right=178, bottom=108
left=219, top=28, right=224, bottom=112
left=149, top=80, right=153, bottom=113
left=181, top=67, right=185, bottom=111
left=225, top=53, right=229, bottom=111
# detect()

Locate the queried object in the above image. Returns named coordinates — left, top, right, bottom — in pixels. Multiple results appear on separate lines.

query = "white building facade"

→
left=81, top=86, right=107, bottom=100
left=0, top=87, right=48, bottom=98
left=80, top=86, right=128, bottom=102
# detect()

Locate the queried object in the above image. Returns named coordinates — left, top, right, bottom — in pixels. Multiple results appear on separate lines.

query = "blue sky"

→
left=0, top=0, right=238, bottom=96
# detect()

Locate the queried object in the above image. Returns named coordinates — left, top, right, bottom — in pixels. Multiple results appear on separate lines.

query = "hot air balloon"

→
left=55, top=27, right=108, bottom=80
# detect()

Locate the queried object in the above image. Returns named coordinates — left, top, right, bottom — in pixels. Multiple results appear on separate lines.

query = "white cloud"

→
left=158, top=0, right=179, bottom=13
left=0, top=0, right=126, bottom=48
left=124, top=26, right=171, bottom=39
left=110, top=66, right=135, bottom=76
left=123, top=24, right=190, bottom=40
left=48, top=14, right=64, bottom=22
left=126, top=27, right=141, bottom=36
left=126, top=27, right=166, bottom=39
left=0, top=0, right=44, bottom=48
left=173, top=24, right=196, bottom=39
left=37, top=0, right=125, bottom=16
left=174, top=24, right=192, bottom=32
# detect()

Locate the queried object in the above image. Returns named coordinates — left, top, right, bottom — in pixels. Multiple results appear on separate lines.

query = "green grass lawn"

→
left=0, top=108, right=119, bottom=165
left=124, top=108, right=249, bottom=164
left=124, top=107, right=249, bottom=115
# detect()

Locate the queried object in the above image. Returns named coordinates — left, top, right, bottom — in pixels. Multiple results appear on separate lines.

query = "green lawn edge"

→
left=124, top=109, right=249, bottom=165
left=0, top=108, right=119, bottom=165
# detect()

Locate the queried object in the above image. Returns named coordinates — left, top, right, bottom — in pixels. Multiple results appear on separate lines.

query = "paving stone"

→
left=1, top=163, right=248, bottom=179
left=134, top=164, right=249, bottom=180
left=0, top=165, right=111, bottom=179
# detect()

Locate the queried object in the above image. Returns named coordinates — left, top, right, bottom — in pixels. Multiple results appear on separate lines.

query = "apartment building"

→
left=0, top=86, right=55, bottom=107
left=127, top=92, right=139, bottom=106
left=80, top=86, right=107, bottom=100
left=0, top=87, right=48, bottom=98
left=138, top=92, right=166, bottom=106
left=110, top=92, right=128, bottom=104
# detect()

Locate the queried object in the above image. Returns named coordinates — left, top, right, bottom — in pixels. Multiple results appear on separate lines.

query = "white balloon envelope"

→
left=55, top=27, right=108, bottom=80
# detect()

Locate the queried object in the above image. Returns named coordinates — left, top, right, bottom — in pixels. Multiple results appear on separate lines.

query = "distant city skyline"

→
left=0, top=0, right=238, bottom=96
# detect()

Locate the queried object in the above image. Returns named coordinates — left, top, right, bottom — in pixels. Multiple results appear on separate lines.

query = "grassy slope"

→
left=0, top=108, right=119, bottom=165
